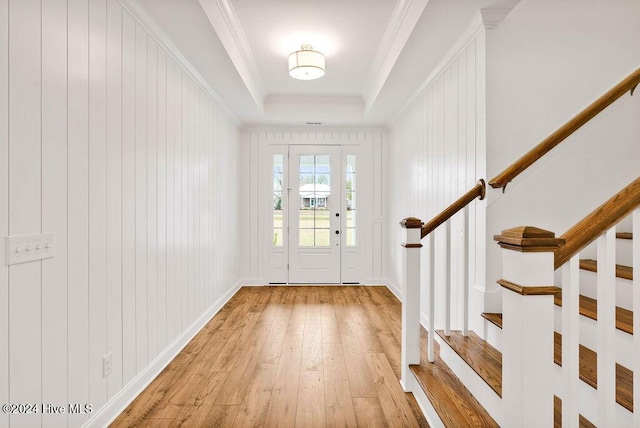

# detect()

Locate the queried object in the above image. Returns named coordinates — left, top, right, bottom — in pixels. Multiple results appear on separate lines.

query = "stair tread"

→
left=436, top=330, right=503, bottom=397
left=484, top=295, right=634, bottom=335
left=554, top=396, right=596, bottom=428
left=553, top=293, right=633, bottom=335
left=411, top=328, right=499, bottom=427
left=554, top=332, right=633, bottom=412
left=617, top=232, right=633, bottom=240
left=579, top=258, right=633, bottom=280
left=481, top=312, right=503, bottom=329
left=439, top=324, right=634, bottom=413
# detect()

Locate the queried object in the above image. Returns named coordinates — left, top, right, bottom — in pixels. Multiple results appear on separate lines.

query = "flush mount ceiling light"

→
left=288, top=44, right=325, bottom=80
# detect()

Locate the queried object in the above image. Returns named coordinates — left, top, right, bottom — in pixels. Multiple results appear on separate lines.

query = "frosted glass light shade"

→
left=288, top=45, right=325, bottom=80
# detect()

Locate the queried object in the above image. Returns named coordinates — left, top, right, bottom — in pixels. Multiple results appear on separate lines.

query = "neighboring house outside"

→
left=299, top=183, right=330, bottom=209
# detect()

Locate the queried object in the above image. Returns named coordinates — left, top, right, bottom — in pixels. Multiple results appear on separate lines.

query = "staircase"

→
left=401, top=208, right=639, bottom=427
left=399, top=67, right=640, bottom=427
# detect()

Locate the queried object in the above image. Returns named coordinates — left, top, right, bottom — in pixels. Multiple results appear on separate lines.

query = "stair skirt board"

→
left=405, top=371, right=446, bottom=428
left=434, top=333, right=503, bottom=426
left=552, top=363, right=634, bottom=426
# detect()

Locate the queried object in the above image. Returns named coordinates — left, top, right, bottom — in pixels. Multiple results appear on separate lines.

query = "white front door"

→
left=288, top=145, right=341, bottom=283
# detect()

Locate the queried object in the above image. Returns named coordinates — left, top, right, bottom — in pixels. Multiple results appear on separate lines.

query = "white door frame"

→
left=288, top=145, right=342, bottom=284
left=260, top=137, right=373, bottom=285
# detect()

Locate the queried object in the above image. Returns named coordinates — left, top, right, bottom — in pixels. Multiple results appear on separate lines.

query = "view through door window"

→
left=273, top=154, right=284, bottom=247
left=346, top=155, right=356, bottom=246
left=298, top=154, right=331, bottom=247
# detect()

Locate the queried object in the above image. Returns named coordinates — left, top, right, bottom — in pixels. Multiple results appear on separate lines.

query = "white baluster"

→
left=596, top=228, right=616, bottom=426
left=561, top=255, right=580, bottom=428
left=462, top=205, right=469, bottom=336
left=444, top=218, right=451, bottom=336
left=428, top=232, right=435, bottom=362
left=633, top=209, right=640, bottom=427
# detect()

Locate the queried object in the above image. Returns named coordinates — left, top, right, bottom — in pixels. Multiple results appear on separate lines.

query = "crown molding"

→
left=117, top=0, right=239, bottom=124
left=479, top=8, right=512, bottom=29
left=364, top=0, right=431, bottom=114
left=198, top=0, right=265, bottom=113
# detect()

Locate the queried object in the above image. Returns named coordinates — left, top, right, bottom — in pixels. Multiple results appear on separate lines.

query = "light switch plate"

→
left=6, top=233, right=55, bottom=265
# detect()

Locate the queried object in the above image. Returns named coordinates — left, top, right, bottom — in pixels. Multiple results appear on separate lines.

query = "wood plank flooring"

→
left=111, top=286, right=429, bottom=427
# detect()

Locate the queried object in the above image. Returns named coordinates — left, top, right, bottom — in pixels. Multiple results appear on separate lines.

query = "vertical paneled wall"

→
left=385, top=33, right=486, bottom=331
left=0, top=0, right=241, bottom=426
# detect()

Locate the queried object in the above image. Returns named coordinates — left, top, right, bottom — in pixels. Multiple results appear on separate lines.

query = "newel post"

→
left=400, top=217, right=423, bottom=392
left=494, top=227, right=564, bottom=427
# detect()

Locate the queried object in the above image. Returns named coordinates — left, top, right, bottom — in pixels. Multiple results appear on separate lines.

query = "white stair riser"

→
left=579, top=270, right=633, bottom=311
left=489, top=308, right=633, bottom=368
left=575, top=236, right=632, bottom=267
left=462, top=322, right=633, bottom=427
left=616, top=238, right=633, bottom=267
left=553, top=305, right=634, bottom=368
left=483, top=318, right=503, bottom=353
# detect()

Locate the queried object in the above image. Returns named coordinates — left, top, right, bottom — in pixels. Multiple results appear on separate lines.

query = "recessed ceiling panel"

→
left=231, top=0, right=398, bottom=97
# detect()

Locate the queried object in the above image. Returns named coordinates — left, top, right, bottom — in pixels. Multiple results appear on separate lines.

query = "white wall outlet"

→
left=6, top=232, right=55, bottom=265
left=103, top=352, right=113, bottom=378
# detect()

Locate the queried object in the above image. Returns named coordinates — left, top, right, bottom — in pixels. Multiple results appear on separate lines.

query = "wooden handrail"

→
left=421, top=179, right=486, bottom=239
left=489, top=67, right=640, bottom=190
left=554, top=176, right=640, bottom=269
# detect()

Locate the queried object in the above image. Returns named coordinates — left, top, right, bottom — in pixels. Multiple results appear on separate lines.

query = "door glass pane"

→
left=299, top=229, right=314, bottom=246
left=315, top=229, right=330, bottom=247
left=346, top=229, right=355, bottom=247
left=346, top=155, right=356, bottom=246
left=315, top=209, right=330, bottom=228
left=273, top=154, right=284, bottom=247
left=299, top=154, right=331, bottom=247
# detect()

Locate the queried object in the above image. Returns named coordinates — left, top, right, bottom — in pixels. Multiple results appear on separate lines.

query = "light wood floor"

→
left=112, top=286, right=429, bottom=427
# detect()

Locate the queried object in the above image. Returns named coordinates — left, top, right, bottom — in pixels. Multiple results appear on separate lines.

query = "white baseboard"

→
left=240, top=277, right=267, bottom=286
left=362, top=277, right=388, bottom=286
left=84, top=280, right=243, bottom=428
left=382, top=279, right=403, bottom=301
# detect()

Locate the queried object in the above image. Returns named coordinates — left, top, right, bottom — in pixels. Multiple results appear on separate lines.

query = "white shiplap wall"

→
left=0, top=0, right=241, bottom=426
left=385, top=31, right=487, bottom=333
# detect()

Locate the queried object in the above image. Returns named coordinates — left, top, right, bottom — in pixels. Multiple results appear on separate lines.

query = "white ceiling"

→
left=232, top=0, right=396, bottom=98
left=133, top=0, right=521, bottom=128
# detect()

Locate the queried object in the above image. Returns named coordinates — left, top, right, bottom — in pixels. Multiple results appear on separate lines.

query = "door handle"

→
left=335, top=230, right=340, bottom=235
